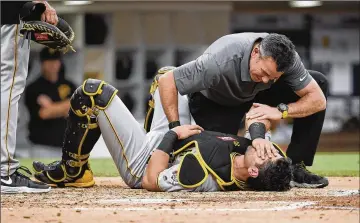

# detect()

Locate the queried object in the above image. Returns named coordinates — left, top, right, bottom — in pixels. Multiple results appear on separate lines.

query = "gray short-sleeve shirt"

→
left=173, top=32, right=312, bottom=106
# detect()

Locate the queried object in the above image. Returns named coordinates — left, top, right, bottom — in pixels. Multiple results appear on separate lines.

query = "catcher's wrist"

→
left=157, top=130, right=178, bottom=155
left=249, top=122, right=266, bottom=140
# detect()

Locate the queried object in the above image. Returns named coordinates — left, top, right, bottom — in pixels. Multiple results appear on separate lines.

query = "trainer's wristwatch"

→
left=168, top=121, right=180, bottom=129
left=277, top=103, right=289, bottom=119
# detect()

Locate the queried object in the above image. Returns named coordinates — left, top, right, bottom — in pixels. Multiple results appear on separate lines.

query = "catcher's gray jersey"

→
left=96, top=87, right=196, bottom=189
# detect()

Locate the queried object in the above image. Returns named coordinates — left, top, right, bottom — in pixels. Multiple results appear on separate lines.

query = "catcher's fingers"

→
left=271, top=144, right=279, bottom=157
left=265, top=143, right=273, bottom=158
left=261, top=144, right=266, bottom=160
left=255, top=145, right=261, bottom=157
left=257, top=144, right=265, bottom=160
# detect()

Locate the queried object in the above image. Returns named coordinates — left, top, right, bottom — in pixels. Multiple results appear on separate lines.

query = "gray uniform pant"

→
left=1, top=24, right=30, bottom=176
left=97, top=89, right=194, bottom=188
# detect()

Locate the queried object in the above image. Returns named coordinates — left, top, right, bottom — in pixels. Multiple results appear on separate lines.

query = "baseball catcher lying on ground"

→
left=33, top=67, right=292, bottom=192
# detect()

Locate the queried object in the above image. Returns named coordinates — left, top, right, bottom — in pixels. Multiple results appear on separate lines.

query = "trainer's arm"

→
left=158, top=53, right=221, bottom=126
left=287, top=79, right=326, bottom=118
left=158, top=71, right=179, bottom=123
left=284, top=53, right=326, bottom=118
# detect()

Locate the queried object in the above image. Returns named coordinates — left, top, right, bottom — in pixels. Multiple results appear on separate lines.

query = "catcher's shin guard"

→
left=33, top=79, right=118, bottom=187
left=144, top=66, right=176, bottom=132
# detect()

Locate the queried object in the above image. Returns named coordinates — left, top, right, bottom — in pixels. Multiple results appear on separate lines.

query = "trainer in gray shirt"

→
left=173, top=32, right=312, bottom=106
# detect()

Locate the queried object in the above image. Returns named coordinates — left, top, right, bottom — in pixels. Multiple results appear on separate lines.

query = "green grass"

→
left=19, top=152, right=359, bottom=177
left=307, top=152, right=359, bottom=177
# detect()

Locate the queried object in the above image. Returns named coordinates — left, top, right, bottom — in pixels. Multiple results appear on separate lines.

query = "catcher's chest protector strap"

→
left=174, top=131, right=252, bottom=191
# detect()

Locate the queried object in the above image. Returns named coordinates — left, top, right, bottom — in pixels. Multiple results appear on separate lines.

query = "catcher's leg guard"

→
left=33, top=79, right=118, bottom=187
left=144, top=66, right=176, bottom=132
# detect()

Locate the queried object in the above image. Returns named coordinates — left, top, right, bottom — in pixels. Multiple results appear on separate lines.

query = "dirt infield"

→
left=2, top=177, right=359, bottom=223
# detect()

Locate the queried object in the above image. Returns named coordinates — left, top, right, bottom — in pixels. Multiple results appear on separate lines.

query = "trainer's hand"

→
left=252, top=138, right=279, bottom=160
left=36, top=1, right=58, bottom=25
left=172, top=125, right=204, bottom=140
left=246, top=103, right=282, bottom=121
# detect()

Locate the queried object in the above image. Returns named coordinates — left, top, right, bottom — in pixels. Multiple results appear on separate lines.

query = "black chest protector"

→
left=172, top=131, right=253, bottom=191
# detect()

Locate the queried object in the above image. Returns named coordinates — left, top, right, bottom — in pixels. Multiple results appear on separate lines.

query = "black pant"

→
left=188, top=70, right=329, bottom=166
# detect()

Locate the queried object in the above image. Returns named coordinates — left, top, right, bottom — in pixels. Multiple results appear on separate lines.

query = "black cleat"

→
left=290, top=161, right=329, bottom=188
left=33, top=160, right=95, bottom=188
left=1, top=166, right=51, bottom=194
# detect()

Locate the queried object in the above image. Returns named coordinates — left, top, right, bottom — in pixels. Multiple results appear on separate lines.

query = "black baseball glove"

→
left=19, top=2, right=75, bottom=53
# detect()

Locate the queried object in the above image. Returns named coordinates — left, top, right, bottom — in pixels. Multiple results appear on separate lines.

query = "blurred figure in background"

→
left=24, top=47, right=76, bottom=156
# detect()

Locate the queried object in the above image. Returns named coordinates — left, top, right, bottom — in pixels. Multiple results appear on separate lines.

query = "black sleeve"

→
left=1, top=1, right=29, bottom=25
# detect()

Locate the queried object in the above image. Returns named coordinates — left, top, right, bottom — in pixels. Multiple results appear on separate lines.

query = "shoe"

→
left=33, top=160, right=95, bottom=188
left=290, top=161, right=329, bottom=188
left=1, top=166, right=51, bottom=194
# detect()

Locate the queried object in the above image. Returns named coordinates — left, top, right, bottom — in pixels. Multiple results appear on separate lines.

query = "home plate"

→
left=98, top=198, right=189, bottom=204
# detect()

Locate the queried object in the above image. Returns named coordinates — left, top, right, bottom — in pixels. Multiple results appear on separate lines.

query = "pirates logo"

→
left=58, top=84, right=71, bottom=100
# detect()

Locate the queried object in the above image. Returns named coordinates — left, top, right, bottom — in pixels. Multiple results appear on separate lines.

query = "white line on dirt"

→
left=70, top=201, right=316, bottom=212
left=307, top=206, right=360, bottom=211
left=327, top=190, right=359, bottom=197
left=98, top=198, right=189, bottom=204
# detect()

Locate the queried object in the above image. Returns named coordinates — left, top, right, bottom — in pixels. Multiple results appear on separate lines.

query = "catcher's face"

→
left=244, top=146, right=282, bottom=169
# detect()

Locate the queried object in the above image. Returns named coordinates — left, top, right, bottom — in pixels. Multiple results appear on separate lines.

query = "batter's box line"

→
left=70, top=201, right=316, bottom=212
left=304, top=206, right=360, bottom=211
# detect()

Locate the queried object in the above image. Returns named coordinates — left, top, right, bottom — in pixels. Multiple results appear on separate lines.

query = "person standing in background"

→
left=25, top=47, right=76, bottom=152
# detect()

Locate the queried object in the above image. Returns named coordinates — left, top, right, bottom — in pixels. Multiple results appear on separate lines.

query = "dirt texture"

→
left=1, top=177, right=359, bottom=223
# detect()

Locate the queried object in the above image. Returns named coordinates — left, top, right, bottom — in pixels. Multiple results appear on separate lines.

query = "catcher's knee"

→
left=70, top=78, right=118, bottom=118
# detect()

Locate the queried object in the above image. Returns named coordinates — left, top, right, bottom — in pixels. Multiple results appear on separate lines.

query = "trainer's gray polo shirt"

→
left=173, top=32, right=313, bottom=106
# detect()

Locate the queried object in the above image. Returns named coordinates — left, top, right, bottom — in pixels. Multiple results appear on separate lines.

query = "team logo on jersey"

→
left=233, top=141, right=240, bottom=147
left=217, top=136, right=236, bottom=141
left=58, top=84, right=71, bottom=100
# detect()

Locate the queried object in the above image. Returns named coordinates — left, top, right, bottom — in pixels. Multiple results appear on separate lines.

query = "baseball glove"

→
left=20, top=18, right=75, bottom=53
left=19, top=2, right=75, bottom=53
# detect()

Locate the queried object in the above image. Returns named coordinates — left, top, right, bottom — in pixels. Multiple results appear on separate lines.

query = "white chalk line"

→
left=327, top=190, right=359, bottom=197
left=6, top=202, right=359, bottom=211
left=3, top=202, right=314, bottom=212
left=306, top=206, right=360, bottom=211
left=70, top=201, right=315, bottom=212
left=98, top=198, right=189, bottom=204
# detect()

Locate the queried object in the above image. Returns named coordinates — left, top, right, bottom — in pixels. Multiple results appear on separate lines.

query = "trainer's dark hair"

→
left=246, top=157, right=293, bottom=191
left=259, top=33, right=296, bottom=73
